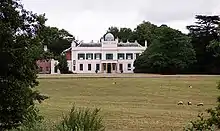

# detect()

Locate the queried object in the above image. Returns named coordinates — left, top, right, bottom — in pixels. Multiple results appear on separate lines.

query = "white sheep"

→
left=197, top=102, right=204, bottom=106
left=177, top=101, right=183, bottom=105
left=187, top=102, right=192, bottom=105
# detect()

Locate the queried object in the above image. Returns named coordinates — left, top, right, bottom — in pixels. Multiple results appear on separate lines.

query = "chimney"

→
left=43, top=45, right=48, bottom=52
left=71, top=40, right=76, bottom=47
left=145, top=40, right=148, bottom=47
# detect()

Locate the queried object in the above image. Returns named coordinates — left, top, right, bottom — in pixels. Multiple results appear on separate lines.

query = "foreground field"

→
left=37, top=76, right=220, bottom=131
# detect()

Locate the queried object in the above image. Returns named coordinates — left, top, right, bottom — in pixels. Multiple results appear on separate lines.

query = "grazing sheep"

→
left=188, top=102, right=192, bottom=105
left=112, top=82, right=116, bottom=84
left=177, top=101, right=183, bottom=105
left=197, top=102, right=204, bottom=106
left=189, top=85, right=192, bottom=88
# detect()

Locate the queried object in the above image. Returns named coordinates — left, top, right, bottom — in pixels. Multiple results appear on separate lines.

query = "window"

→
left=78, top=53, right=85, bottom=60
left=73, top=65, right=76, bottom=71
left=126, top=53, right=133, bottom=60
left=135, top=53, right=140, bottom=59
left=118, top=53, right=124, bottom=60
left=73, top=60, right=76, bottom=65
left=96, top=64, right=100, bottom=71
left=106, top=54, right=113, bottom=60
left=103, top=63, right=106, bottom=71
left=86, top=53, right=93, bottom=60
left=88, top=64, right=91, bottom=71
left=119, top=64, right=123, bottom=71
left=128, top=64, right=131, bottom=71
left=95, top=53, right=102, bottom=60
left=112, top=63, right=116, bottom=70
left=80, top=64, right=83, bottom=71
left=46, top=67, right=49, bottom=71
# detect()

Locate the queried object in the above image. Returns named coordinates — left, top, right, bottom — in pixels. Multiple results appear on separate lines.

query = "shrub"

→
left=9, top=105, right=49, bottom=131
left=56, top=105, right=105, bottom=131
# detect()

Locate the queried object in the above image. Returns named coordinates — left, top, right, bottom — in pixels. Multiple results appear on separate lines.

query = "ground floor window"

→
left=103, top=63, right=106, bottom=71
left=119, top=64, right=123, bottom=71
left=88, top=64, right=91, bottom=71
left=96, top=64, right=100, bottom=71
left=112, top=63, right=116, bottom=70
left=128, top=63, right=131, bottom=71
left=73, top=65, right=76, bottom=71
left=80, top=64, right=83, bottom=71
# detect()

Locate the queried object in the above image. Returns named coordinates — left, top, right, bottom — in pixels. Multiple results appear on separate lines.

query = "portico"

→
left=101, top=62, right=117, bottom=73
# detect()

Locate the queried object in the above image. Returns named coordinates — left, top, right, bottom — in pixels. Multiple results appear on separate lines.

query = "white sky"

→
left=21, top=0, right=220, bottom=42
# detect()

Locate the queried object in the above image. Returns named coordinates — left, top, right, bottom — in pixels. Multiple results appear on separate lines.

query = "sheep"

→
left=177, top=101, right=183, bottom=105
left=189, top=85, right=192, bottom=88
left=197, top=102, right=204, bottom=106
left=112, top=82, right=116, bottom=84
left=187, top=101, right=192, bottom=105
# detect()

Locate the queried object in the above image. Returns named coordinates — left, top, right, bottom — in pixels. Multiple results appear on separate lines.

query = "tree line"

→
left=106, top=16, right=220, bottom=74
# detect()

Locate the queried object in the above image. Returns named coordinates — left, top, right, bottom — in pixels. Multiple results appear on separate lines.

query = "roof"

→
left=78, top=43, right=102, bottom=47
left=76, top=42, right=143, bottom=47
left=117, top=42, right=142, bottom=47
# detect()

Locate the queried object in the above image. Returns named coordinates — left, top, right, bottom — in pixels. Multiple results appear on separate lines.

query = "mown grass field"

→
left=36, top=75, right=220, bottom=131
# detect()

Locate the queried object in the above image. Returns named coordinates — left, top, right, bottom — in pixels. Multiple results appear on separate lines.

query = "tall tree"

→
left=106, top=27, right=134, bottom=42
left=187, top=15, right=220, bottom=73
left=57, top=55, right=69, bottom=74
left=134, top=21, right=158, bottom=46
left=107, top=26, right=119, bottom=39
left=0, top=0, right=47, bottom=129
left=134, top=25, right=196, bottom=74
left=39, top=26, right=75, bottom=57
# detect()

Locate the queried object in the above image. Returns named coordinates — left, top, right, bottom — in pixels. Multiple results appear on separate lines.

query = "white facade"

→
left=51, top=33, right=147, bottom=74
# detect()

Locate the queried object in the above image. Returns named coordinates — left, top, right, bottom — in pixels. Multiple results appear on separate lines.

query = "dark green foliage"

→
left=39, top=26, right=74, bottom=58
left=106, top=21, right=157, bottom=46
left=133, top=21, right=158, bottom=46
left=187, top=15, right=220, bottom=74
left=0, top=0, right=47, bottom=130
left=57, top=55, right=69, bottom=74
left=56, top=105, right=105, bottom=131
left=10, top=105, right=48, bottom=131
left=134, top=25, right=196, bottom=74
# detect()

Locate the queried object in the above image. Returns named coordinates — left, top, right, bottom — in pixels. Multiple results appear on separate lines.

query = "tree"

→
left=39, top=26, right=75, bottom=57
left=0, top=0, right=47, bottom=129
left=187, top=15, right=220, bottom=74
left=106, top=27, right=134, bottom=42
left=133, top=21, right=158, bottom=46
left=134, top=25, right=196, bottom=74
left=57, top=55, right=69, bottom=74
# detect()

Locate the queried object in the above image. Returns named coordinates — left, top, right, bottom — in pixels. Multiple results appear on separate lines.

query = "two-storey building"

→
left=51, top=33, right=147, bottom=74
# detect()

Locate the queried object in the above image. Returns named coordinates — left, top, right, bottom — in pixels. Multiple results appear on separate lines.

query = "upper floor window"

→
left=118, top=53, right=125, bottom=60
left=95, top=53, right=102, bottom=60
left=86, top=53, right=93, bottom=60
left=78, top=53, right=85, bottom=60
left=106, top=54, right=113, bottom=60
left=126, top=53, right=133, bottom=60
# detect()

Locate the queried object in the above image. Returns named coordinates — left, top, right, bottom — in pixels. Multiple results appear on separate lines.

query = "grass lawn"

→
left=36, top=76, right=220, bottom=131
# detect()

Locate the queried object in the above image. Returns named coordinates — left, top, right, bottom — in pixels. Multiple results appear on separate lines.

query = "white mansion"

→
left=51, top=33, right=147, bottom=74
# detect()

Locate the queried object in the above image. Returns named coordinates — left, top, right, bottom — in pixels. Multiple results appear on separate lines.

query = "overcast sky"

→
left=22, top=0, right=220, bottom=42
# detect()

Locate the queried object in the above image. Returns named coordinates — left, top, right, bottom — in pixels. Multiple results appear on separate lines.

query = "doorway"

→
left=107, top=63, right=111, bottom=73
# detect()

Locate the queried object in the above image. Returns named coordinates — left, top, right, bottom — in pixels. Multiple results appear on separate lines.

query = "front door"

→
left=107, top=63, right=111, bottom=73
